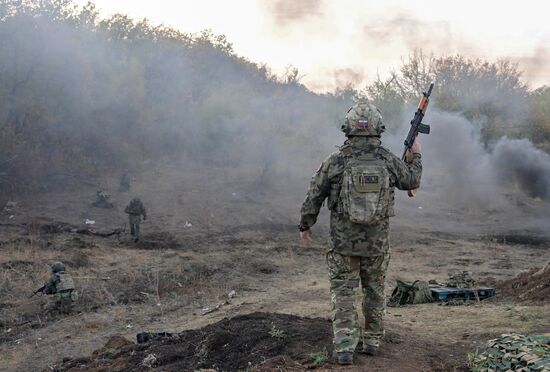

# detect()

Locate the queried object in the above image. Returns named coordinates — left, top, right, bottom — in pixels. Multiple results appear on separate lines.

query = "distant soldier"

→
left=39, top=261, right=77, bottom=314
left=124, top=197, right=147, bottom=242
left=92, top=190, right=113, bottom=208
left=119, top=170, right=130, bottom=192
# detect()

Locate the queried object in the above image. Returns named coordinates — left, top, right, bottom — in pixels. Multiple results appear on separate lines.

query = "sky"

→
left=73, top=0, right=550, bottom=93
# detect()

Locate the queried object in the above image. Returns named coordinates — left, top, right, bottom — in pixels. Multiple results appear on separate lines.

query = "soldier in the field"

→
left=299, top=101, right=423, bottom=365
left=119, top=170, right=130, bottom=192
left=124, top=197, right=147, bottom=242
left=41, top=261, right=77, bottom=314
left=92, top=190, right=114, bottom=208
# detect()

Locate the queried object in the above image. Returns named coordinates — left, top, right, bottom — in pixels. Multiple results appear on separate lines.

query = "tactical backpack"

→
left=388, top=279, right=434, bottom=307
left=339, top=153, right=391, bottom=225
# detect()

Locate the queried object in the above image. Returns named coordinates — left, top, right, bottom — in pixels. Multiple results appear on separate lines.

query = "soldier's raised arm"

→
left=386, top=140, right=422, bottom=191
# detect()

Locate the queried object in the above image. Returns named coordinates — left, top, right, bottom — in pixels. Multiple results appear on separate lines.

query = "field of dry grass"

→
left=1, top=165, right=549, bottom=371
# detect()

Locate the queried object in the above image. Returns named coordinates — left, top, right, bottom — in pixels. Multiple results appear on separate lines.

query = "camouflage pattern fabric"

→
left=469, top=333, right=550, bottom=371
left=93, top=190, right=113, bottom=208
left=339, top=154, right=391, bottom=225
left=125, top=198, right=146, bottom=240
left=388, top=279, right=434, bottom=307
left=119, top=172, right=130, bottom=192
left=299, top=125, right=422, bottom=356
left=447, top=271, right=475, bottom=288
left=43, top=271, right=77, bottom=314
left=44, top=290, right=77, bottom=314
left=342, top=101, right=385, bottom=137
left=125, top=198, right=146, bottom=217
left=300, top=136, right=422, bottom=257
left=327, top=250, right=390, bottom=353
left=129, top=214, right=141, bottom=240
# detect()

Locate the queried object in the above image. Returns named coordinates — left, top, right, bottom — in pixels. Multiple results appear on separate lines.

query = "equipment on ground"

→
left=430, top=285, right=495, bottom=302
left=388, top=278, right=495, bottom=307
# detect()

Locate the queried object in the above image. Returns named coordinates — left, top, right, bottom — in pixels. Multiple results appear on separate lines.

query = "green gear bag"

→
left=339, top=154, right=391, bottom=225
left=388, top=279, right=434, bottom=307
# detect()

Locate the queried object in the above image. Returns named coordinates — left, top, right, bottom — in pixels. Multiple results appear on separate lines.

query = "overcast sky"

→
left=73, top=0, right=550, bottom=93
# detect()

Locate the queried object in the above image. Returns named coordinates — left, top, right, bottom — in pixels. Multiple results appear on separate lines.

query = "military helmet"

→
left=51, top=261, right=66, bottom=273
left=341, top=101, right=385, bottom=137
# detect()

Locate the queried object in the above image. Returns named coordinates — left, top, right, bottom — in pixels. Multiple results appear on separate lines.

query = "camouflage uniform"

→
left=299, top=102, right=422, bottom=355
left=446, top=271, right=475, bottom=288
left=93, top=190, right=113, bottom=208
left=119, top=171, right=130, bottom=192
left=124, top=198, right=147, bottom=241
left=43, top=262, right=77, bottom=314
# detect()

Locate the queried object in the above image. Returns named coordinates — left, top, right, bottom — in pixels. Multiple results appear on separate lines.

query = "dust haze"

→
left=0, top=1, right=549, bottom=237
left=1, top=2, right=550, bottom=371
left=264, top=0, right=324, bottom=25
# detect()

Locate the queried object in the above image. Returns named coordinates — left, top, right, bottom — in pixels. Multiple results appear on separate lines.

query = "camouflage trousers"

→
left=327, top=250, right=390, bottom=353
left=129, top=214, right=141, bottom=240
left=44, top=290, right=77, bottom=314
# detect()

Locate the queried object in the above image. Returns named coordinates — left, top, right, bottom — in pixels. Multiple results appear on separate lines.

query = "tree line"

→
left=0, top=0, right=547, bottom=193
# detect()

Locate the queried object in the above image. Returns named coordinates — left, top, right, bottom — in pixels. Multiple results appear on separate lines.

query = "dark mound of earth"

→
left=48, top=312, right=333, bottom=371
left=495, top=261, right=550, bottom=304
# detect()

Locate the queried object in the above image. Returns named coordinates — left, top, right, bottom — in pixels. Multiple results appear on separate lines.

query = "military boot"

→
left=336, top=351, right=354, bottom=365
left=361, top=343, right=378, bottom=355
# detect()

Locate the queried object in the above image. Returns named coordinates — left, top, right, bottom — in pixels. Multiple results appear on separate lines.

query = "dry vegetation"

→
left=0, top=165, right=549, bottom=371
left=0, top=1, right=550, bottom=371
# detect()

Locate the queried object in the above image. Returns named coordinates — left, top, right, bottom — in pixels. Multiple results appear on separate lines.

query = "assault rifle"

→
left=403, top=82, right=434, bottom=197
left=30, top=285, right=46, bottom=298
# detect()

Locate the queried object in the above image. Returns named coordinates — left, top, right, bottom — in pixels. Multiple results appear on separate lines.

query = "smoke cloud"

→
left=513, top=45, right=550, bottom=88
left=265, top=0, right=324, bottom=25
left=377, top=107, right=550, bottom=234
left=492, top=138, right=550, bottom=201
left=1, top=1, right=549, bottom=236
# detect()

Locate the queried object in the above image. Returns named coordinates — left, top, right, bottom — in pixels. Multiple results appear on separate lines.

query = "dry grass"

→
left=387, top=303, right=550, bottom=342
left=0, top=232, right=233, bottom=329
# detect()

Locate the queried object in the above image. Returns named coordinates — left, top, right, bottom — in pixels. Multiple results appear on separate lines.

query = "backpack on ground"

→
left=388, top=279, right=434, bottom=307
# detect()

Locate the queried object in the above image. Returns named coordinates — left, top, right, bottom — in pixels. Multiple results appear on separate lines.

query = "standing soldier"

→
left=299, top=101, right=423, bottom=365
left=41, top=261, right=77, bottom=314
left=119, top=170, right=130, bottom=192
left=125, top=197, right=147, bottom=242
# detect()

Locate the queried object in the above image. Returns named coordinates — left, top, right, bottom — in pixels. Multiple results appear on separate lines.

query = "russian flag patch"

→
left=356, top=119, right=369, bottom=126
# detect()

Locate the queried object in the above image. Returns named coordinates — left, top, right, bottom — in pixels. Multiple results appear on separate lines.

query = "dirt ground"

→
left=1, top=164, right=549, bottom=371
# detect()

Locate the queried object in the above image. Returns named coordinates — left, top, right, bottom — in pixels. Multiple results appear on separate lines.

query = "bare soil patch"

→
left=495, top=261, right=550, bottom=304
left=47, top=312, right=469, bottom=372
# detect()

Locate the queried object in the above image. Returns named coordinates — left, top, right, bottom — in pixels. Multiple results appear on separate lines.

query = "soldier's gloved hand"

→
left=299, top=228, right=313, bottom=243
left=411, top=138, right=422, bottom=154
